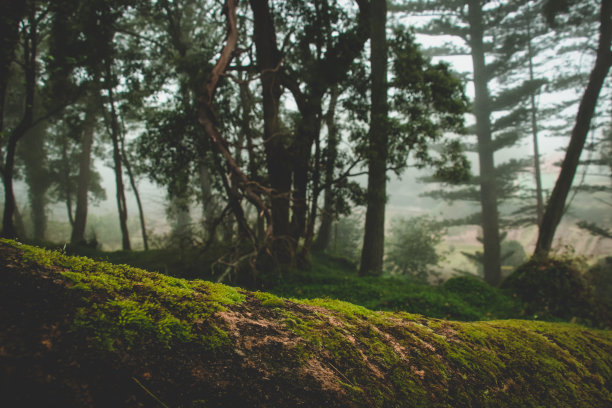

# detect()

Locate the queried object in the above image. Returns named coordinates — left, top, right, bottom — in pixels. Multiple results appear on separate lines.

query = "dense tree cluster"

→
left=1, top=0, right=609, bottom=285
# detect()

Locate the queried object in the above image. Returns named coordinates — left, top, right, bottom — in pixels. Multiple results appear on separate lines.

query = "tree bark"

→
left=22, top=122, right=48, bottom=242
left=121, top=126, right=148, bottom=251
left=359, top=0, right=388, bottom=277
left=526, top=6, right=544, bottom=226
left=0, top=0, right=25, bottom=136
left=104, top=62, right=131, bottom=251
left=71, top=94, right=97, bottom=246
left=313, top=87, right=340, bottom=252
left=467, top=0, right=502, bottom=286
left=249, top=0, right=291, bottom=243
left=535, top=0, right=612, bottom=255
left=2, top=5, right=37, bottom=239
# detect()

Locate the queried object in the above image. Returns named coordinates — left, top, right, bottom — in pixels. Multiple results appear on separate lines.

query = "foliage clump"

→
left=502, top=256, right=609, bottom=327
left=585, top=257, right=612, bottom=311
left=385, top=215, right=446, bottom=282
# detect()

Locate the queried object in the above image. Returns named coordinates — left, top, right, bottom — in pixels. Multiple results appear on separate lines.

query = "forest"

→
left=0, top=0, right=611, bottom=406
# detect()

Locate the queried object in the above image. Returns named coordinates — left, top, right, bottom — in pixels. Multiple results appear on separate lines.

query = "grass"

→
left=263, top=253, right=521, bottom=321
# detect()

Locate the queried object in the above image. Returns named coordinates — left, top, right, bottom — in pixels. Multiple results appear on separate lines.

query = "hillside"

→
left=0, top=239, right=611, bottom=407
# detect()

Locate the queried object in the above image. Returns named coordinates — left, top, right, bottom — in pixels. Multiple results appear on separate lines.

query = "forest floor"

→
left=1, top=239, right=611, bottom=407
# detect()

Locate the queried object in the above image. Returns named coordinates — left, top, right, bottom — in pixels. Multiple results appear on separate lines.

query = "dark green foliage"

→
left=442, top=275, right=518, bottom=314
left=385, top=215, right=445, bottom=281
left=502, top=257, right=609, bottom=327
left=267, top=253, right=520, bottom=321
left=585, top=258, right=612, bottom=312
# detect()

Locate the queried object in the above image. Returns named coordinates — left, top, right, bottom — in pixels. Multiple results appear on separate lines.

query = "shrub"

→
left=385, top=215, right=445, bottom=282
left=501, top=257, right=609, bottom=327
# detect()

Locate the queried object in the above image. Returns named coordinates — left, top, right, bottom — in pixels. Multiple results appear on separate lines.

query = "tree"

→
left=385, top=215, right=446, bottom=282
left=70, top=91, right=100, bottom=245
left=535, top=0, right=612, bottom=255
left=358, top=21, right=470, bottom=276
left=391, top=0, right=551, bottom=285
left=359, top=0, right=389, bottom=276
left=1, top=0, right=42, bottom=238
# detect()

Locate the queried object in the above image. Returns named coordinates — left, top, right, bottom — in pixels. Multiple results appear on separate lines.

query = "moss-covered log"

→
left=1, top=239, right=610, bottom=407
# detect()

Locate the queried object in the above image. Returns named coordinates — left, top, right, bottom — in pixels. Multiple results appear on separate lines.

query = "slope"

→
left=0, top=239, right=610, bottom=407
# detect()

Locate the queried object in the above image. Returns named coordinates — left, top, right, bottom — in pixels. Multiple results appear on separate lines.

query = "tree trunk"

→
left=240, top=81, right=265, bottom=241
left=313, top=87, right=340, bottom=252
left=291, top=103, right=321, bottom=242
left=300, top=107, right=323, bottom=263
left=2, top=5, right=37, bottom=239
left=23, top=122, right=48, bottom=242
left=71, top=97, right=97, bottom=246
left=467, top=0, right=502, bottom=286
left=535, top=1, right=612, bottom=255
left=59, top=134, right=75, bottom=227
left=359, top=0, right=388, bottom=277
left=121, top=127, right=148, bottom=251
left=0, top=0, right=25, bottom=136
left=104, top=62, right=131, bottom=251
left=526, top=8, right=544, bottom=226
left=250, top=0, right=293, bottom=262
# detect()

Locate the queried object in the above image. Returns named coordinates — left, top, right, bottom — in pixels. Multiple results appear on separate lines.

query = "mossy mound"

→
left=1, top=239, right=611, bottom=407
left=502, top=257, right=610, bottom=327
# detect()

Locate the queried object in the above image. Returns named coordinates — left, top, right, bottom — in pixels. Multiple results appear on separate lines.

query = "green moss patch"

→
left=1, top=239, right=611, bottom=408
left=5, top=239, right=244, bottom=351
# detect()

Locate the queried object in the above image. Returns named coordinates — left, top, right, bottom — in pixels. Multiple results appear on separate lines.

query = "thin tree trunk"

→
left=104, top=62, right=131, bottom=251
left=70, top=97, right=97, bottom=245
left=121, top=126, right=148, bottom=251
left=359, top=0, right=388, bottom=277
left=301, top=108, right=323, bottom=263
left=291, top=105, right=321, bottom=242
left=239, top=80, right=265, bottom=241
left=313, top=87, right=340, bottom=252
left=467, top=0, right=502, bottom=286
left=23, top=122, right=48, bottom=242
left=2, top=6, right=37, bottom=239
left=0, top=0, right=25, bottom=138
left=535, top=1, right=612, bottom=255
left=526, top=7, right=545, bottom=226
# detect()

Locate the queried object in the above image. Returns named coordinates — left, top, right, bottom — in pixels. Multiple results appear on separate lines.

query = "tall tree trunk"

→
left=467, top=0, right=502, bottom=286
left=0, top=0, right=25, bottom=137
left=240, top=81, right=265, bottom=241
left=526, top=5, right=544, bottom=226
left=120, top=126, right=148, bottom=251
left=250, top=0, right=293, bottom=260
left=313, top=87, right=340, bottom=252
left=70, top=96, right=97, bottom=246
left=2, top=5, right=37, bottom=239
left=199, top=162, right=218, bottom=237
left=359, top=0, right=388, bottom=277
left=22, top=122, right=48, bottom=242
left=535, top=1, right=612, bottom=255
left=301, top=106, right=323, bottom=263
left=291, top=103, right=321, bottom=242
left=59, top=134, right=75, bottom=227
left=104, top=62, right=131, bottom=251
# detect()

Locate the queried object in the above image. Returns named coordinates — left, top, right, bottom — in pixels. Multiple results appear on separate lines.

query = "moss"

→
left=2, top=239, right=611, bottom=407
left=252, top=291, right=286, bottom=308
left=5, top=239, right=244, bottom=351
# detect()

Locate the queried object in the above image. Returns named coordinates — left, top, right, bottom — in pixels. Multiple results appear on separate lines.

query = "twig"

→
left=132, top=377, right=170, bottom=408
